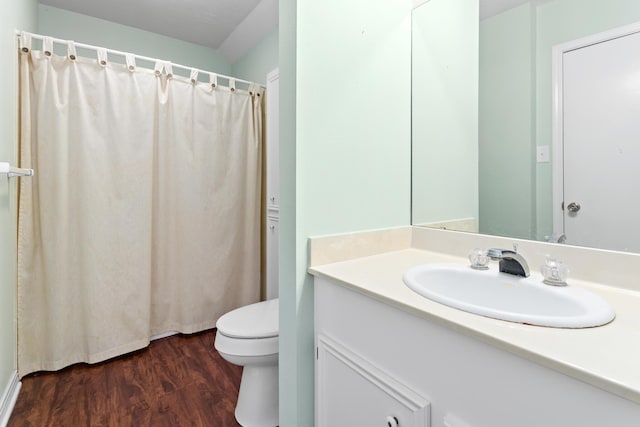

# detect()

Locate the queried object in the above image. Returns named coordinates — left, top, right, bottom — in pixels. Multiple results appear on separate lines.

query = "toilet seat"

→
left=217, top=298, right=278, bottom=339
left=215, top=333, right=278, bottom=357
left=215, top=299, right=279, bottom=357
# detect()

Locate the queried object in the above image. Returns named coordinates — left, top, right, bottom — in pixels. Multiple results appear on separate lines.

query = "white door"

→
left=560, top=28, right=640, bottom=253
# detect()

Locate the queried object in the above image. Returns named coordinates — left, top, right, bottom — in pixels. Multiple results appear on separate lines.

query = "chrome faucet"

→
left=487, top=248, right=530, bottom=277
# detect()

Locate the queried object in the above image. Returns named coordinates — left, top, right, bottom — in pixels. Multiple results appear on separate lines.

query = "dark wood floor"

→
left=9, top=329, right=242, bottom=427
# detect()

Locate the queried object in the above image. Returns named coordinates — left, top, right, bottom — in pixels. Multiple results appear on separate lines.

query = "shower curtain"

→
left=17, top=37, right=263, bottom=376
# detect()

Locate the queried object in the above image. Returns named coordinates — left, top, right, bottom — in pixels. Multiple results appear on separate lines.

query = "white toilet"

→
left=215, top=298, right=279, bottom=427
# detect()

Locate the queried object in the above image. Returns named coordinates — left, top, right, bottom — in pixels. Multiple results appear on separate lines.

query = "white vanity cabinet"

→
left=314, top=276, right=640, bottom=427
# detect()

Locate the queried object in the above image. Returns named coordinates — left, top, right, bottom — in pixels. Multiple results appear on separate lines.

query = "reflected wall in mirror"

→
left=412, top=0, right=640, bottom=253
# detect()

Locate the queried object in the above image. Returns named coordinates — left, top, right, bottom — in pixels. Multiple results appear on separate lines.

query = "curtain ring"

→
left=209, top=73, right=218, bottom=89
left=190, top=69, right=199, bottom=85
left=43, top=36, right=53, bottom=57
left=250, top=84, right=264, bottom=98
left=154, top=61, right=164, bottom=77
left=165, top=62, right=173, bottom=80
left=125, top=54, right=136, bottom=72
left=67, top=41, right=77, bottom=61
left=96, top=48, right=108, bottom=67
left=19, top=31, right=32, bottom=54
left=229, top=79, right=236, bottom=93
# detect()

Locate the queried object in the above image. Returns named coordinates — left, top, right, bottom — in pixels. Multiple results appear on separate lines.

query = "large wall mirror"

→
left=412, top=0, right=640, bottom=254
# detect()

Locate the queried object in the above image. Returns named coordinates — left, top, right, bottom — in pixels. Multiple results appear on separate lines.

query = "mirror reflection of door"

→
left=557, top=25, right=640, bottom=253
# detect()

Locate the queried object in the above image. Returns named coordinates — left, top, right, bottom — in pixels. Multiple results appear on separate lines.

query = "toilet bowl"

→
left=215, top=298, right=279, bottom=427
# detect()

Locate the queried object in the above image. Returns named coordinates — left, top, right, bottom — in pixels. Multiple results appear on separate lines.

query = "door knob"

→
left=567, top=202, right=581, bottom=213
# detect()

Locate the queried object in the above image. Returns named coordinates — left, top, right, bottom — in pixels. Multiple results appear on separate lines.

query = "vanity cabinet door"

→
left=316, top=335, right=430, bottom=427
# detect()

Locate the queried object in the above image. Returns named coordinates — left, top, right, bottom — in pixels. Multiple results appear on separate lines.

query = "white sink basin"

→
left=403, top=264, right=615, bottom=328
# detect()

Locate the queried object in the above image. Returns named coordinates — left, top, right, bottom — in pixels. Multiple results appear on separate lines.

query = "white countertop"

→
left=309, top=248, right=640, bottom=405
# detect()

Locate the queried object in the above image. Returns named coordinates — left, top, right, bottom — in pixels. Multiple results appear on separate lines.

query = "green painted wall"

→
left=412, top=0, right=479, bottom=227
left=278, top=0, right=298, bottom=424
left=0, top=0, right=37, bottom=401
left=280, top=0, right=412, bottom=425
left=38, top=5, right=231, bottom=75
left=479, top=3, right=535, bottom=239
left=232, top=29, right=278, bottom=85
left=297, top=0, right=411, bottom=234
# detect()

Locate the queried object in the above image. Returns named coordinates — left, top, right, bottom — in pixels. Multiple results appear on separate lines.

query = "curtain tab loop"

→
left=67, top=41, right=77, bottom=61
left=164, top=62, right=173, bottom=79
left=209, top=73, right=218, bottom=89
left=19, top=31, right=32, bottom=54
left=190, top=69, right=199, bottom=85
left=154, top=61, right=164, bottom=77
left=229, top=79, right=236, bottom=93
left=97, top=48, right=108, bottom=67
left=43, top=37, right=53, bottom=58
left=125, top=54, right=136, bottom=72
left=251, top=84, right=264, bottom=99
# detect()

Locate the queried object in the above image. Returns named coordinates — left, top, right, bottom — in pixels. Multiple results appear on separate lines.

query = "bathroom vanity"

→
left=309, top=228, right=640, bottom=427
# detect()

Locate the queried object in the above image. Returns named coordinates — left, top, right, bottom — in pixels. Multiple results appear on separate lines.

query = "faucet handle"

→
left=541, top=256, right=569, bottom=286
left=468, top=248, right=489, bottom=270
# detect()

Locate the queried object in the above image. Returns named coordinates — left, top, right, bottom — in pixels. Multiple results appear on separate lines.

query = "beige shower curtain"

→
left=17, top=38, right=263, bottom=376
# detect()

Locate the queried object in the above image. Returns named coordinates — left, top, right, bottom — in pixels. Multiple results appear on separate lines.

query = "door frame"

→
left=551, top=20, right=640, bottom=238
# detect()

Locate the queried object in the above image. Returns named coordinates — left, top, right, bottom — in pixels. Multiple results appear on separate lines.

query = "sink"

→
left=402, top=264, right=615, bottom=328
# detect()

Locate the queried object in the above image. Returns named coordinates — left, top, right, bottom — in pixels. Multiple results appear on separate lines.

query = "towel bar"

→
left=0, top=162, right=34, bottom=178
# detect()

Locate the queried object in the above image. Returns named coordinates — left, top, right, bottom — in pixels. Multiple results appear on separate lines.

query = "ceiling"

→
left=39, top=0, right=279, bottom=63
left=39, top=0, right=544, bottom=63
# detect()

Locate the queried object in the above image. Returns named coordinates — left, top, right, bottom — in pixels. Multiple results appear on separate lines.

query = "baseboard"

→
left=0, top=372, right=21, bottom=427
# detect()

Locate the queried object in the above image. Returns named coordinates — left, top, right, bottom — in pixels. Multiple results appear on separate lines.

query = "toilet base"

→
left=235, top=363, right=279, bottom=427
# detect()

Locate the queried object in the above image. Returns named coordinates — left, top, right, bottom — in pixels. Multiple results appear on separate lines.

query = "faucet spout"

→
left=487, top=248, right=530, bottom=277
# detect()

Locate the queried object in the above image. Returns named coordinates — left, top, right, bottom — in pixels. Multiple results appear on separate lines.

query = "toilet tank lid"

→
left=216, top=298, right=279, bottom=339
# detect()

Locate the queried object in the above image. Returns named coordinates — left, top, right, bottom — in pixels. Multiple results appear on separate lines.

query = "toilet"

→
left=218, top=78, right=280, bottom=425
left=214, top=298, right=279, bottom=427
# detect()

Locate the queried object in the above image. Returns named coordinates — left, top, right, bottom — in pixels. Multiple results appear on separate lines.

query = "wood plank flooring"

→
left=8, top=329, right=242, bottom=427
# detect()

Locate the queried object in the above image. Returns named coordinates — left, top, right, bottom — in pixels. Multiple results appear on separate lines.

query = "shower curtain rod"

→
left=17, top=30, right=265, bottom=88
